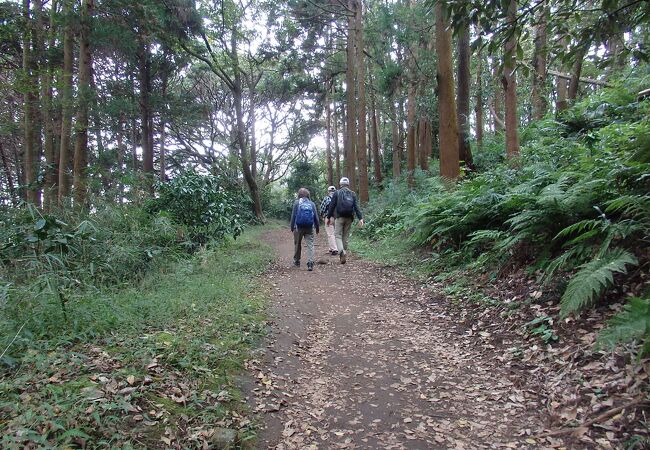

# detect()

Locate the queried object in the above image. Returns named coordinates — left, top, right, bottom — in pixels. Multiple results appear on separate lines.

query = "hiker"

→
left=320, top=185, right=338, bottom=255
left=326, top=177, right=364, bottom=264
left=290, top=187, right=320, bottom=271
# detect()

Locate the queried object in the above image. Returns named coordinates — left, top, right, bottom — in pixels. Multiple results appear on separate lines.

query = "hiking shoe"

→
left=293, top=261, right=300, bottom=267
left=307, top=262, right=314, bottom=271
left=340, top=252, right=346, bottom=264
left=331, top=250, right=339, bottom=255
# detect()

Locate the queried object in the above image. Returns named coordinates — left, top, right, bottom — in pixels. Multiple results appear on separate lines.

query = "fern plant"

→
left=560, top=249, right=638, bottom=317
left=597, top=296, right=650, bottom=356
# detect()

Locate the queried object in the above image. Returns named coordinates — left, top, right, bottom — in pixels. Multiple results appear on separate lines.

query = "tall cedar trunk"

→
left=73, top=0, right=93, bottom=207
left=249, top=85, right=257, bottom=180
left=370, top=79, right=382, bottom=185
left=139, top=41, right=153, bottom=177
left=556, top=36, right=569, bottom=112
left=117, top=112, right=125, bottom=201
left=417, top=118, right=430, bottom=171
left=22, top=0, right=38, bottom=204
left=475, top=48, right=484, bottom=149
left=390, top=95, right=400, bottom=178
left=355, top=0, right=369, bottom=202
left=568, top=46, right=587, bottom=103
left=503, top=0, right=520, bottom=158
left=531, top=1, right=548, bottom=120
left=160, top=74, right=168, bottom=182
left=42, top=0, right=58, bottom=210
left=492, top=60, right=504, bottom=133
left=325, top=84, right=333, bottom=185
left=57, top=0, right=73, bottom=205
left=457, top=24, right=473, bottom=170
left=232, top=34, right=264, bottom=221
left=345, top=0, right=357, bottom=190
left=405, top=80, right=416, bottom=186
left=435, top=3, right=460, bottom=180
left=333, top=102, right=341, bottom=182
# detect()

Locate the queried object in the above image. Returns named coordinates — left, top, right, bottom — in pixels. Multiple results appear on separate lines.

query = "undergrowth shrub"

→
left=359, top=70, right=650, bottom=353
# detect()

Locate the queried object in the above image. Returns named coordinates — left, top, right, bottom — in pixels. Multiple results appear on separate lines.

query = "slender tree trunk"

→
left=475, top=49, right=484, bottom=150
left=139, top=41, right=153, bottom=178
left=57, top=1, right=73, bottom=205
left=42, top=0, right=58, bottom=210
left=417, top=118, right=430, bottom=171
left=159, top=75, right=168, bottom=182
left=249, top=84, right=257, bottom=181
left=436, top=3, right=460, bottom=180
left=568, top=45, right=587, bottom=103
left=22, top=0, right=38, bottom=204
left=370, top=80, right=382, bottom=185
left=531, top=1, right=548, bottom=120
left=325, top=83, right=333, bottom=186
left=457, top=24, right=473, bottom=170
left=333, top=102, right=341, bottom=183
left=503, top=0, right=520, bottom=158
left=556, top=36, right=569, bottom=112
left=492, top=60, right=504, bottom=133
left=405, top=80, right=416, bottom=186
left=72, top=0, right=93, bottom=207
left=345, top=0, right=357, bottom=190
left=0, top=142, right=17, bottom=203
left=117, top=112, right=125, bottom=201
left=390, top=95, right=400, bottom=178
left=355, top=0, right=368, bottom=201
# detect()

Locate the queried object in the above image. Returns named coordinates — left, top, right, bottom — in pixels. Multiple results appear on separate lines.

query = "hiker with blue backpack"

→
left=290, top=188, right=320, bottom=271
left=326, top=177, right=364, bottom=264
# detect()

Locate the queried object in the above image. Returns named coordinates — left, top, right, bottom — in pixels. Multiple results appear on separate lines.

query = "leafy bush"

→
left=598, top=296, right=650, bottom=356
left=146, top=171, right=248, bottom=244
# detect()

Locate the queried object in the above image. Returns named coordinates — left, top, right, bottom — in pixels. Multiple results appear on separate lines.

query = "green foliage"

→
left=524, top=316, right=559, bottom=344
left=358, top=71, right=650, bottom=319
left=146, top=171, right=248, bottom=245
left=560, top=249, right=638, bottom=317
left=597, top=296, right=650, bottom=357
left=285, top=159, right=323, bottom=204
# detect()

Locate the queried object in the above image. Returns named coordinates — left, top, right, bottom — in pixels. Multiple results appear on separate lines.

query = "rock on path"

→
left=248, top=229, right=559, bottom=449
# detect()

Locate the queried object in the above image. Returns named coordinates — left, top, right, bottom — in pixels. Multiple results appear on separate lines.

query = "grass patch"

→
left=0, top=226, right=275, bottom=448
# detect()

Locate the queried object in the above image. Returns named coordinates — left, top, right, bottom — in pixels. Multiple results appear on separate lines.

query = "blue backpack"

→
left=296, top=199, right=315, bottom=228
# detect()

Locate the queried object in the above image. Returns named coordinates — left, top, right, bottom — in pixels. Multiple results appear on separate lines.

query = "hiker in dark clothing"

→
left=326, top=177, right=364, bottom=264
left=290, top=188, right=319, bottom=271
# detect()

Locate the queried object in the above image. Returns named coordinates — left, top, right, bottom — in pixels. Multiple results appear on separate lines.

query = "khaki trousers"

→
left=325, top=221, right=337, bottom=252
left=334, top=217, right=353, bottom=255
left=293, top=228, right=315, bottom=264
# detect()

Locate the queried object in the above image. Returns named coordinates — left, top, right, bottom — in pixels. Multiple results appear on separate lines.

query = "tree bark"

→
left=22, top=0, right=38, bottom=204
left=457, top=24, right=473, bottom=170
left=503, top=0, right=520, bottom=158
left=435, top=3, right=459, bottom=180
left=475, top=48, right=484, bottom=150
left=57, top=0, right=74, bottom=205
left=73, top=0, right=93, bottom=207
left=492, top=60, right=504, bottom=133
left=42, top=0, right=58, bottom=210
left=370, top=79, right=382, bottom=185
left=417, top=118, right=430, bottom=171
left=333, top=101, right=341, bottom=183
left=556, top=36, right=570, bottom=112
left=531, top=1, right=548, bottom=120
left=325, top=83, right=333, bottom=186
left=345, top=0, right=357, bottom=190
left=568, top=46, right=587, bottom=103
left=139, top=41, right=153, bottom=178
left=390, top=95, right=400, bottom=179
left=355, top=0, right=369, bottom=202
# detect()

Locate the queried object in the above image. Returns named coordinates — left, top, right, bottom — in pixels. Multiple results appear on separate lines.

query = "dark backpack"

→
left=336, top=189, right=355, bottom=216
left=295, top=199, right=315, bottom=227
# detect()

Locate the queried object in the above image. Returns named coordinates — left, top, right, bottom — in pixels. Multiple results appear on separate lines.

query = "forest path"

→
left=248, top=228, right=557, bottom=449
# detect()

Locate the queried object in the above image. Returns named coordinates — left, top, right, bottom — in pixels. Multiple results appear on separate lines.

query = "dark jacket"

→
left=290, top=198, right=319, bottom=232
left=326, top=187, right=363, bottom=220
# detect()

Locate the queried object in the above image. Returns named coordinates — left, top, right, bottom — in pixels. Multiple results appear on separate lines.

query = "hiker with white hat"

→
left=320, top=185, right=339, bottom=255
left=326, top=177, right=364, bottom=264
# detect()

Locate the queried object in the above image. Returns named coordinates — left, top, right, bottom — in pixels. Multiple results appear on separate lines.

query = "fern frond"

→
left=554, top=219, right=602, bottom=241
left=605, top=195, right=650, bottom=230
left=467, top=229, right=508, bottom=246
left=597, top=297, right=650, bottom=356
left=560, top=249, right=638, bottom=318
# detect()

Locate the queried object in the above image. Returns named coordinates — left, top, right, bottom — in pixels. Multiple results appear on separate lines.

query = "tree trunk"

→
left=503, top=0, right=520, bottom=158
left=406, top=79, right=416, bottom=186
left=345, top=0, right=357, bottom=190
left=475, top=48, right=484, bottom=150
left=72, top=0, right=93, bottom=207
left=333, top=102, right=341, bottom=183
left=325, top=84, right=333, bottom=186
left=370, top=80, right=382, bottom=185
left=390, top=95, right=400, bottom=179
left=435, top=3, right=460, bottom=180
left=0, top=142, right=17, bottom=203
left=531, top=1, right=548, bottom=120
left=492, top=60, right=504, bottom=133
left=160, top=72, right=168, bottom=182
left=42, top=0, right=58, bottom=210
left=355, top=0, right=369, bottom=202
left=139, top=41, right=153, bottom=178
left=417, top=118, right=430, bottom=171
left=568, top=45, right=587, bottom=103
left=457, top=24, right=473, bottom=170
left=22, top=0, right=38, bottom=204
left=57, top=0, right=74, bottom=205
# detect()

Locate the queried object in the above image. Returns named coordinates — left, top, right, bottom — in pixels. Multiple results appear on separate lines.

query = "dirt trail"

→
left=248, top=229, right=559, bottom=449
